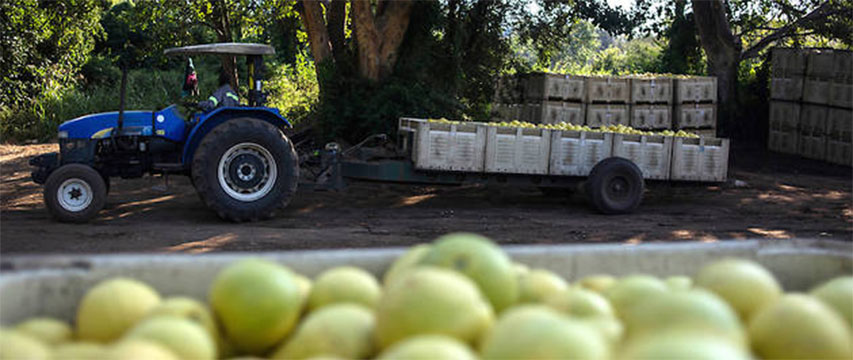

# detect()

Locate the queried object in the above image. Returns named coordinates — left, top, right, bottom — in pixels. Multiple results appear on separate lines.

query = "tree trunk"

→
left=211, top=0, right=238, bottom=89
left=299, top=0, right=333, bottom=65
left=352, top=0, right=382, bottom=80
left=327, top=0, right=347, bottom=63
left=691, top=0, right=739, bottom=138
left=445, top=0, right=462, bottom=95
left=690, top=0, right=835, bottom=139
left=352, top=0, right=413, bottom=81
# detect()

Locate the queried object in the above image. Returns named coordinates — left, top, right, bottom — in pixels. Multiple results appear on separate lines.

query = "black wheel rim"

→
left=605, top=175, right=631, bottom=201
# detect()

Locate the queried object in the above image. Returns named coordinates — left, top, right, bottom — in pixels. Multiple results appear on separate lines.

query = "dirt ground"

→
left=1, top=143, right=850, bottom=254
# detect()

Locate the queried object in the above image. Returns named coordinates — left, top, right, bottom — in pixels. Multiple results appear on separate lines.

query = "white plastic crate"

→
left=548, top=131, right=613, bottom=176
left=798, top=105, right=827, bottom=161
left=803, top=78, right=832, bottom=105
left=585, top=76, right=630, bottom=103
left=826, top=140, right=852, bottom=167
left=586, top=104, right=630, bottom=127
left=769, top=77, right=803, bottom=101
left=560, top=75, right=587, bottom=102
left=524, top=73, right=585, bottom=101
left=830, top=81, right=852, bottom=109
left=674, top=104, right=716, bottom=129
left=807, top=50, right=836, bottom=79
left=490, top=103, right=508, bottom=121
left=508, top=104, right=523, bottom=121
left=768, top=130, right=798, bottom=155
left=771, top=48, right=807, bottom=77
left=398, top=117, right=419, bottom=132
left=630, top=105, right=672, bottom=129
left=629, top=77, right=673, bottom=104
left=493, top=75, right=521, bottom=103
left=1, top=240, right=850, bottom=325
left=827, top=108, right=853, bottom=143
left=800, top=105, right=828, bottom=137
left=485, top=126, right=551, bottom=174
left=769, top=101, right=801, bottom=134
left=612, top=134, right=673, bottom=180
left=833, top=51, right=853, bottom=83
left=671, top=137, right=730, bottom=182
left=406, top=119, right=487, bottom=172
left=799, top=135, right=827, bottom=160
left=674, top=77, right=717, bottom=103
left=529, top=101, right=585, bottom=125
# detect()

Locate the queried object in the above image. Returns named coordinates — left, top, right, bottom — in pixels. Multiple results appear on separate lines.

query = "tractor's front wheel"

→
left=192, top=118, right=298, bottom=222
left=44, top=164, right=107, bottom=223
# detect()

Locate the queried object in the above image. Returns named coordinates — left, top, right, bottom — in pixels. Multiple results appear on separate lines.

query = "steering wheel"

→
left=180, top=99, right=204, bottom=112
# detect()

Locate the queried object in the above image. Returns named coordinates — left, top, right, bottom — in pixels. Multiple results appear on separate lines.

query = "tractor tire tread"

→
left=585, top=157, right=644, bottom=215
left=191, top=118, right=298, bottom=222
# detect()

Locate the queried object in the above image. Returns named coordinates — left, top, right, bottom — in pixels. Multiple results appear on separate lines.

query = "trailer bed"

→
left=397, top=118, right=730, bottom=183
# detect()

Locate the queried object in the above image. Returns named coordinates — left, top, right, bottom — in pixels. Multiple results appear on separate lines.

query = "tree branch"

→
left=740, top=1, right=835, bottom=60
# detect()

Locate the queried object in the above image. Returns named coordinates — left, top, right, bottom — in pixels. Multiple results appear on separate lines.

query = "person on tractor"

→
left=181, top=58, right=199, bottom=97
left=198, top=70, right=240, bottom=112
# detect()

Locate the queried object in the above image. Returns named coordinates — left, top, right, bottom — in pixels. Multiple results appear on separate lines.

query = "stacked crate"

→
left=628, top=76, right=673, bottom=131
left=827, top=51, right=853, bottom=166
left=585, top=76, right=630, bottom=127
left=768, top=48, right=852, bottom=166
left=491, top=75, right=523, bottom=122
left=768, top=48, right=807, bottom=155
left=800, top=50, right=833, bottom=162
left=673, top=76, right=718, bottom=138
left=497, top=72, right=586, bottom=125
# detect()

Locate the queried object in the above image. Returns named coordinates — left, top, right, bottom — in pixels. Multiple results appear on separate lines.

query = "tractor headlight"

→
left=58, top=131, right=69, bottom=139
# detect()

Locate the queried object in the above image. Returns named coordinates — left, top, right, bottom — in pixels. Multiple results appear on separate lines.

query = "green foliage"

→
left=0, top=0, right=104, bottom=108
left=317, top=68, right=460, bottom=142
left=314, top=0, right=516, bottom=142
left=658, top=0, right=704, bottom=75
left=265, top=52, right=319, bottom=125
left=3, top=0, right=850, bottom=144
left=0, top=59, right=220, bottom=142
left=592, top=38, right=663, bottom=75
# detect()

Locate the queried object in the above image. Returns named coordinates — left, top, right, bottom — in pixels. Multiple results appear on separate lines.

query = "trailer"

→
left=314, top=118, right=730, bottom=215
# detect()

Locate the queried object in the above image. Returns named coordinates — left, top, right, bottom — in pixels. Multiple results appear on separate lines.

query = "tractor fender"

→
left=182, top=107, right=292, bottom=165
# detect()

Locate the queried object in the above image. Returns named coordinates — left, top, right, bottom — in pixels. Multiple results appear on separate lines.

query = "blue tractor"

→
left=30, top=43, right=299, bottom=222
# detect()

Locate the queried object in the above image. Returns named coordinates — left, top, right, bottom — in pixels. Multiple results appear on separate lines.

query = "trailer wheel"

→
left=192, top=118, right=298, bottom=222
left=585, top=157, right=644, bottom=214
left=44, top=164, right=107, bottom=223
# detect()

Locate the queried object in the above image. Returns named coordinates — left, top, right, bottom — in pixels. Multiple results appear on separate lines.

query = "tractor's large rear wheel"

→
left=192, top=118, right=298, bottom=222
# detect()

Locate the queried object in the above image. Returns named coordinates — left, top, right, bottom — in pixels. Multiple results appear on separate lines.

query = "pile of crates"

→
left=629, top=75, right=673, bottom=131
left=492, top=73, right=718, bottom=137
left=673, top=76, right=718, bottom=138
left=492, top=73, right=587, bottom=126
left=399, top=118, right=729, bottom=182
left=768, top=48, right=852, bottom=166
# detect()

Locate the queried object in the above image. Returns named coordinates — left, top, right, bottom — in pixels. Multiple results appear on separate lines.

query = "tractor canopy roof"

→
left=164, top=43, right=275, bottom=56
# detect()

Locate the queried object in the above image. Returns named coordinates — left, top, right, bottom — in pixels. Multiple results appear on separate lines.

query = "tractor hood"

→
left=59, top=111, right=154, bottom=139
left=58, top=106, right=186, bottom=142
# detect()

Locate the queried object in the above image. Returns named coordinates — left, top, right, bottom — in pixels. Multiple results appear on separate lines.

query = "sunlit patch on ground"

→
left=747, top=228, right=792, bottom=239
left=624, top=234, right=645, bottom=244
left=161, top=232, right=238, bottom=253
left=672, top=229, right=694, bottom=239
left=395, top=194, right=436, bottom=207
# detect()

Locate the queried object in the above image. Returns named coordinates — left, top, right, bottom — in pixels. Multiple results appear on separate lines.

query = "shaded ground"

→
left=1, top=143, right=850, bottom=254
